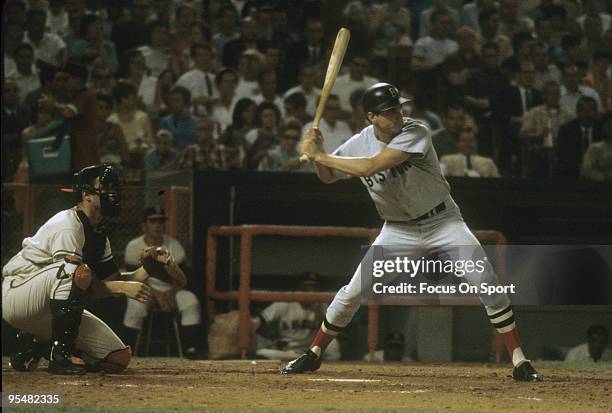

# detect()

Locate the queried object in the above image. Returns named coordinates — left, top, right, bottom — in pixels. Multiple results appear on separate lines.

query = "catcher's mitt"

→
left=141, top=246, right=187, bottom=287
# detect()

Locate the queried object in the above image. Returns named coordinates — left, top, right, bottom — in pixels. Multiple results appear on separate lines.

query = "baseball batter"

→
left=283, top=83, right=542, bottom=381
left=2, top=164, right=152, bottom=374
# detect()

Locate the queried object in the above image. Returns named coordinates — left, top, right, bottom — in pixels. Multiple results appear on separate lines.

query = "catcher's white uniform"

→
left=324, top=118, right=511, bottom=329
left=2, top=208, right=127, bottom=362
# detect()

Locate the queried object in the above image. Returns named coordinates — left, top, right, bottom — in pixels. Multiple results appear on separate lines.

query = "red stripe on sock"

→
left=501, top=327, right=521, bottom=357
left=310, top=327, right=334, bottom=352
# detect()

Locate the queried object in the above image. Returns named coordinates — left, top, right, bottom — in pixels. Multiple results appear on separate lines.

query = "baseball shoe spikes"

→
left=512, top=361, right=543, bottom=382
left=9, top=332, right=48, bottom=372
left=281, top=349, right=321, bottom=374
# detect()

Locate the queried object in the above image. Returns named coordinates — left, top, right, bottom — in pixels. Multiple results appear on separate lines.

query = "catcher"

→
left=3, top=164, right=151, bottom=374
left=121, top=207, right=203, bottom=359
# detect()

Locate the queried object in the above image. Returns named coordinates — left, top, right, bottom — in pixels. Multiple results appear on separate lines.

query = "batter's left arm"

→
left=313, top=148, right=411, bottom=177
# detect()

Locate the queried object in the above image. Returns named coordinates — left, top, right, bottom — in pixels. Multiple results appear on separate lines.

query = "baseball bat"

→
left=300, top=27, right=351, bottom=162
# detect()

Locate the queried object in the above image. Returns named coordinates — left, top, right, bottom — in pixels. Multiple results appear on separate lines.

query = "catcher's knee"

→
left=99, top=347, right=131, bottom=373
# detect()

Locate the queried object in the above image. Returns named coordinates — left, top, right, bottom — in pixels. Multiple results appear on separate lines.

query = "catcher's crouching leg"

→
left=98, top=348, right=131, bottom=373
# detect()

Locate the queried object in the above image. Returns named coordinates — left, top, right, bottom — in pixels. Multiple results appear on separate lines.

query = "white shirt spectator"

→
left=46, top=9, right=70, bottom=36
left=331, top=72, right=379, bottom=112
left=283, top=85, right=322, bottom=117
left=302, top=117, right=352, bottom=154
left=137, top=45, right=171, bottom=78
left=565, top=343, right=612, bottom=363
left=210, top=95, right=241, bottom=133
left=235, top=78, right=259, bottom=100
left=560, top=85, right=604, bottom=116
left=253, top=94, right=285, bottom=117
left=413, top=36, right=458, bottom=67
left=8, top=69, right=41, bottom=105
left=4, top=57, right=17, bottom=78
left=419, top=7, right=461, bottom=38
left=577, top=12, right=611, bottom=33
left=23, top=31, right=66, bottom=67
left=137, top=75, right=158, bottom=111
left=176, top=68, right=218, bottom=115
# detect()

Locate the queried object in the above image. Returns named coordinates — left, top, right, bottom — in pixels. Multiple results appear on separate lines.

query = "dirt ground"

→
left=2, top=358, right=611, bottom=413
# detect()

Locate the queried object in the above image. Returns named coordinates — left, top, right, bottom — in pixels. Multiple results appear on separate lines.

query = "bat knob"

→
left=299, top=154, right=311, bottom=163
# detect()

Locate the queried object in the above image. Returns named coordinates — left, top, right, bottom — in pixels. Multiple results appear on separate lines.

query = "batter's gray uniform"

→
left=2, top=208, right=127, bottom=362
left=324, top=118, right=511, bottom=329
left=122, top=235, right=201, bottom=329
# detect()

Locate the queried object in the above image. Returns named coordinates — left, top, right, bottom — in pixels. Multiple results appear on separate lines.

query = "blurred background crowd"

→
left=3, top=0, right=612, bottom=184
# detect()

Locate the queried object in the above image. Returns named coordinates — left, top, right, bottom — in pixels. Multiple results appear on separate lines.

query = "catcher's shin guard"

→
left=48, top=266, right=89, bottom=375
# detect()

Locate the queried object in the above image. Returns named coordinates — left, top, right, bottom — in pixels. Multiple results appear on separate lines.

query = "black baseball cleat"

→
left=9, top=332, right=48, bottom=372
left=282, top=349, right=321, bottom=374
left=48, top=341, right=87, bottom=375
left=512, top=361, right=543, bottom=382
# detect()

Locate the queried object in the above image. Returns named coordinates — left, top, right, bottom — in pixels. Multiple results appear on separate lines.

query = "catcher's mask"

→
left=66, top=164, right=123, bottom=217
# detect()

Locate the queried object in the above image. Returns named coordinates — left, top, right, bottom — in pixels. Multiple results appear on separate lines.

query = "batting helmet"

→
left=362, top=83, right=409, bottom=114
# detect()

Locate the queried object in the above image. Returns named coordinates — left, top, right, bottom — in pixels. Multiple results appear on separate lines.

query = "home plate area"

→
left=2, top=358, right=611, bottom=413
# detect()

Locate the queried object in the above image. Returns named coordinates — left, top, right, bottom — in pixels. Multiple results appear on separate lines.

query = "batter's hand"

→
left=300, top=127, right=324, bottom=160
left=123, top=281, right=152, bottom=303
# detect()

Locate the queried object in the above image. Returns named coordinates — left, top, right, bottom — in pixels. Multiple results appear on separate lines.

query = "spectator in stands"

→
left=108, top=81, right=154, bottom=153
left=46, top=0, right=70, bottom=36
left=433, top=104, right=468, bottom=159
left=235, top=50, right=264, bottom=99
left=533, top=15, right=563, bottom=64
left=285, top=18, right=327, bottom=85
left=171, top=4, right=199, bottom=58
left=222, top=16, right=267, bottom=69
left=111, top=0, right=151, bottom=66
left=90, top=63, right=116, bottom=92
left=210, top=68, right=240, bottom=133
left=560, top=64, right=603, bottom=116
left=576, top=0, right=611, bottom=34
left=70, top=15, right=119, bottom=73
left=123, top=49, right=157, bottom=111
left=2, top=79, right=30, bottom=181
left=585, top=51, right=611, bottom=112
left=152, top=69, right=178, bottom=121
left=557, top=97, right=605, bottom=178
left=62, top=2, right=85, bottom=53
left=219, top=97, right=257, bottom=167
left=3, top=20, right=25, bottom=77
left=254, top=70, right=284, bottom=116
left=419, top=0, right=460, bottom=39
left=332, top=55, right=379, bottom=114
left=451, top=26, right=480, bottom=71
left=160, top=86, right=197, bottom=149
left=97, top=91, right=128, bottom=172
left=212, top=5, right=240, bottom=56
left=461, top=0, right=496, bottom=31
left=22, top=63, right=59, bottom=123
left=302, top=95, right=352, bottom=154
left=581, top=13, right=608, bottom=58
left=363, top=332, right=411, bottom=362
left=369, top=0, right=413, bottom=59
left=39, top=63, right=100, bottom=170
left=181, top=117, right=241, bottom=170
left=176, top=44, right=218, bottom=117
left=283, top=92, right=311, bottom=127
left=493, top=60, right=542, bottom=174
left=284, top=64, right=321, bottom=118
left=581, top=111, right=612, bottom=181
left=8, top=44, right=41, bottom=105
left=137, top=21, right=175, bottom=78
left=440, top=128, right=500, bottom=177
left=565, top=325, right=611, bottom=362
left=477, top=8, right=514, bottom=62
left=122, top=207, right=203, bottom=359
left=258, top=119, right=311, bottom=172
left=519, top=80, right=573, bottom=177
left=144, top=129, right=179, bottom=172
left=498, top=0, right=534, bottom=39
left=347, top=89, right=368, bottom=134
left=529, top=41, right=562, bottom=92
left=24, top=8, right=67, bottom=67
left=253, top=272, right=340, bottom=361
left=245, top=101, right=281, bottom=170
left=413, top=10, right=458, bottom=72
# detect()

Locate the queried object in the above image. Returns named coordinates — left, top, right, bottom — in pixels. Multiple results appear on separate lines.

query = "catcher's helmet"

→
left=69, top=164, right=123, bottom=217
left=362, top=83, right=409, bottom=114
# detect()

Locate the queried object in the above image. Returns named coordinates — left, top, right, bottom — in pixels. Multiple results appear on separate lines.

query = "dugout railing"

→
left=205, top=224, right=508, bottom=362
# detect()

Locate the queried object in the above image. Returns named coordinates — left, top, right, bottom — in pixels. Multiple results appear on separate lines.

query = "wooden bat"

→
left=300, top=27, right=351, bottom=162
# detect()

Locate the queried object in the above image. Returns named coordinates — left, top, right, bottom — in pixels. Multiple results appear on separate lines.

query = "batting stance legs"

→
left=283, top=207, right=539, bottom=381
left=3, top=260, right=130, bottom=374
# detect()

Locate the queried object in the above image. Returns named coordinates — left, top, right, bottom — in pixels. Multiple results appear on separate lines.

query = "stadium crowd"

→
left=3, top=0, right=611, bottom=183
